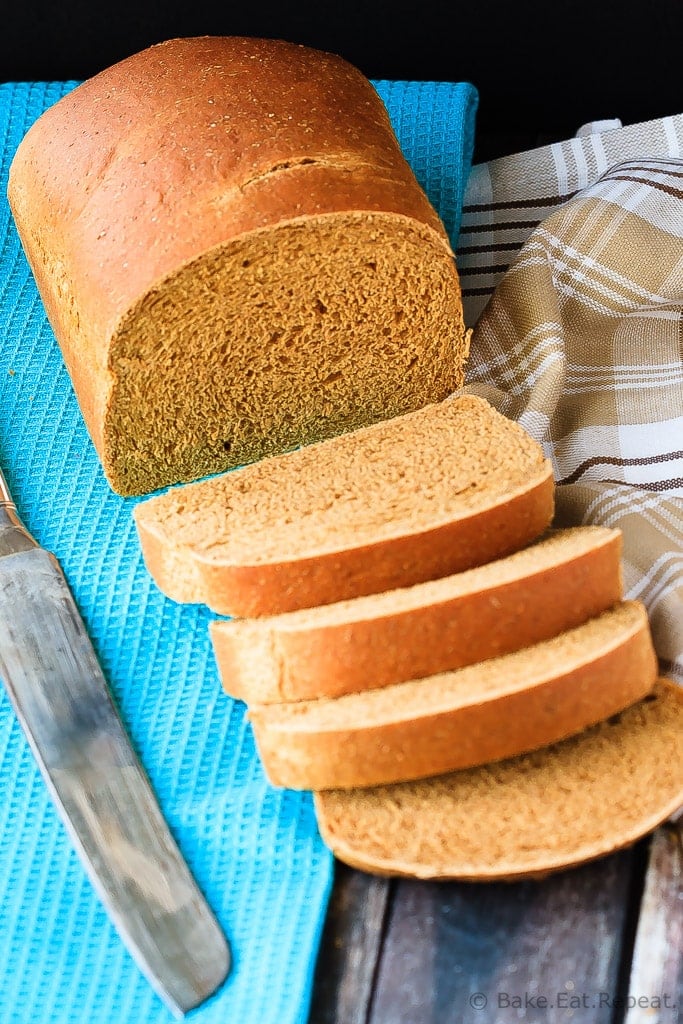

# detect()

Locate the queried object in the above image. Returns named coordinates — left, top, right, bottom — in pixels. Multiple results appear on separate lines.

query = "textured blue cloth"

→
left=0, top=78, right=478, bottom=1024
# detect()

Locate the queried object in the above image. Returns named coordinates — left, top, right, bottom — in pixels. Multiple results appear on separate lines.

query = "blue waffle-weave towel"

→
left=0, top=77, right=477, bottom=1024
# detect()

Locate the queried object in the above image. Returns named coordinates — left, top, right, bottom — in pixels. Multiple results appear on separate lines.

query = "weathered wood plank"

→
left=368, top=848, right=640, bottom=1024
left=309, top=862, right=391, bottom=1024
left=623, top=823, right=683, bottom=1024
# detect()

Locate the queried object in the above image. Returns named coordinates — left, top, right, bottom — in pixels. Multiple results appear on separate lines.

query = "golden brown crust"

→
left=7, top=37, right=459, bottom=492
left=313, top=680, right=683, bottom=881
left=212, top=527, right=623, bottom=701
left=248, top=603, right=657, bottom=789
left=204, top=467, right=554, bottom=615
left=137, top=464, right=554, bottom=617
left=9, top=37, right=449, bottom=337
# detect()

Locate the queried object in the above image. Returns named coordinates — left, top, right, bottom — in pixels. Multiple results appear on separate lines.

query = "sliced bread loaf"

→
left=134, top=395, right=554, bottom=616
left=8, top=37, right=469, bottom=496
left=211, top=525, right=623, bottom=702
left=248, top=601, right=657, bottom=790
left=314, top=679, right=683, bottom=881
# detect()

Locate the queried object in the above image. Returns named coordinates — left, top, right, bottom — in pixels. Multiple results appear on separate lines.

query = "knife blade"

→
left=0, top=465, right=230, bottom=1017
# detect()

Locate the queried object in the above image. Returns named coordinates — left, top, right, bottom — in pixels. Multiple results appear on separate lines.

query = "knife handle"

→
left=0, top=466, right=38, bottom=555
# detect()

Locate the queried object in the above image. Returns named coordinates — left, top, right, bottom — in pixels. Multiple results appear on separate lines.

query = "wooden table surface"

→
left=309, top=822, right=682, bottom=1024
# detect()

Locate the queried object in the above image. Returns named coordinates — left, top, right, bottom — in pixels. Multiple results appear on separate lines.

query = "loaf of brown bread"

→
left=212, top=525, right=623, bottom=702
left=8, top=36, right=469, bottom=496
left=314, top=679, right=683, bottom=880
left=134, top=395, right=554, bottom=616
left=248, top=602, right=657, bottom=790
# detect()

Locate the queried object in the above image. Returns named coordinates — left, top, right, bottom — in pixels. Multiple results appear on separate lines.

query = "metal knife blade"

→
left=0, top=466, right=230, bottom=1017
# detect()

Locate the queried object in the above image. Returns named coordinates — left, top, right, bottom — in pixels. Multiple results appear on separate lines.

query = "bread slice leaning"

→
left=248, top=601, right=657, bottom=790
left=134, top=396, right=554, bottom=617
left=314, top=679, right=683, bottom=881
left=212, top=525, right=623, bottom=703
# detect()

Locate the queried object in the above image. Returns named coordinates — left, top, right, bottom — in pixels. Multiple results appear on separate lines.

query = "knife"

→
left=0, top=464, right=230, bottom=1017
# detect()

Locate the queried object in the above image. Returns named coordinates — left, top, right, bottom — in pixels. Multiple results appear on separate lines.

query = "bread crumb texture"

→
left=136, top=395, right=549, bottom=564
left=134, top=395, right=554, bottom=614
left=107, top=214, right=466, bottom=494
left=314, top=680, right=683, bottom=880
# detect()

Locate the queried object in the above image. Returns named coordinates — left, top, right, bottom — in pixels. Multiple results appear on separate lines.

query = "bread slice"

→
left=314, top=679, right=683, bottom=881
left=211, top=525, right=623, bottom=703
left=8, top=37, right=469, bottom=496
left=248, top=601, right=657, bottom=790
left=134, top=395, right=554, bottom=616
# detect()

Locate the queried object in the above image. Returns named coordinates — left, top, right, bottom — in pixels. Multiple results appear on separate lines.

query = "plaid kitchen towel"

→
left=458, top=118, right=683, bottom=683
left=0, top=78, right=478, bottom=1024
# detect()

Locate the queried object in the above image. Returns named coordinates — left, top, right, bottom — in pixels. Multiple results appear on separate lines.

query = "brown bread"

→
left=8, top=36, right=469, bottom=496
left=133, top=395, right=554, bottom=616
left=212, top=525, right=623, bottom=702
left=314, top=679, right=683, bottom=881
left=248, top=602, right=657, bottom=790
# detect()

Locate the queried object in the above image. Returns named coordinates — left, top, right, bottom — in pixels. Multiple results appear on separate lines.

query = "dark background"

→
left=2, top=0, right=682, bottom=161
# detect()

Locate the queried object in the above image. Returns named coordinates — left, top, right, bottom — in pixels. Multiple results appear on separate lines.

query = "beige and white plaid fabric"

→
left=456, top=116, right=683, bottom=683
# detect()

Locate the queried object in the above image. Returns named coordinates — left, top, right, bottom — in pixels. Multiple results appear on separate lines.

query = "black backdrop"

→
left=2, top=0, right=682, bottom=161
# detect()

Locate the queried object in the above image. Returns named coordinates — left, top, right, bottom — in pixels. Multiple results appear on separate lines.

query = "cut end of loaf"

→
left=314, top=679, right=683, bottom=881
left=106, top=212, right=467, bottom=495
left=134, top=394, right=554, bottom=615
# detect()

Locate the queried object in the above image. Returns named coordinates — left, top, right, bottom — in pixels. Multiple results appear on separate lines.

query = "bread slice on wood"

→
left=314, top=679, right=683, bottom=881
left=134, top=395, right=554, bottom=616
left=8, top=37, right=469, bottom=496
left=211, top=525, right=623, bottom=702
left=248, top=601, right=657, bottom=790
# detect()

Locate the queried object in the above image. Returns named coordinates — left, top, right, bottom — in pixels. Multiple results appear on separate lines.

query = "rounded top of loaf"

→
left=7, top=35, right=450, bottom=335
left=21, top=35, right=418, bottom=188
